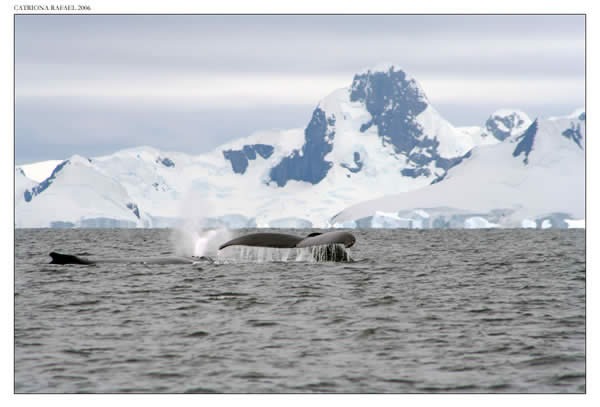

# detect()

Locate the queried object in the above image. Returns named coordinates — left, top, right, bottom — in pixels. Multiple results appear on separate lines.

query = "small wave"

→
left=357, top=328, right=378, bottom=338
left=66, top=300, right=101, bottom=307
left=16, top=342, right=43, bottom=347
left=381, top=377, right=417, bottom=385
left=122, top=358, right=151, bottom=364
left=157, top=354, right=179, bottom=359
left=175, top=305, right=198, bottom=311
left=295, top=381, right=338, bottom=391
left=208, top=292, right=249, bottom=298
left=468, top=307, right=493, bottom=313
left=553, top=373, right=585, bottom=383
left=184, top=386, right=220, bottom=393
left=468, top=345, right=511, bottom=354
left=145, top=372, right=185, bottom=379
left=186, top=331, right=209, bottom=338
left=233, top=372, right=277, bottom=380
left=247, top=320, right=278, bottom=327
left=62, top=347, right=114, bottom=357
left=418, top=384, right=480, bottom=392
left=33, top=267, right=68, bottom=273
left=51, top=375, right=89, bottom=381
left=486, top=383, right=512, bottom=390
left=480, top=317, right=514, bottom=322
left=364, top=295, right=398, bottom=307
left=521, top=355, right=583, bottom=367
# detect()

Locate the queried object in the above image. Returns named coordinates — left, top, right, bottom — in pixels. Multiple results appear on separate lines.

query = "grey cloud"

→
left=16, top=15, right=584, bottom=77
left=15, top=100, right=314, bottom=164
left=16, top=14, right=584, bottom=42
left=15, top=15, right=585, bottom=164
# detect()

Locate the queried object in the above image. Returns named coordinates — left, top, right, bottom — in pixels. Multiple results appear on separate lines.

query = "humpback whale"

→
left=49, top=231, right=356, bottom=265
left=49, top=252, right=213, bottom=265
left=218, top=231, right=355, bottom=262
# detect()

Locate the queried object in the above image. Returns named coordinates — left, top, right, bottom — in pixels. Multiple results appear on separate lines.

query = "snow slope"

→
left=17, top=160, right=64, bottom=182
left=331, top=114, right=585, bottom=228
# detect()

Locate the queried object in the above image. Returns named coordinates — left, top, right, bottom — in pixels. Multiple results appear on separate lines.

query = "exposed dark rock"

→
left=349, top=67, right=467, bottom=180
left=340, top=151, right=364, bottom=173
left=431, top=151, right=473, bottom=184
left=485, top=112, right=526, bottom=141
left=223, top=150, right=249, bottom=174
left=223, top=144, right=274, bottom=174
left=562, top=122, right=583, bottom=149
left=269, top=108, right=335, bottom=186
left=156, top=157, right=175, bottom=167
left=126, top=202, right=140, bottom=219
left=401, top=167, right=431, bottom=178
left=513, top=120, right=538, bottom=165
left=350, top=67, right=429, bottom=156
left=253, top=144, right=275, bottom=159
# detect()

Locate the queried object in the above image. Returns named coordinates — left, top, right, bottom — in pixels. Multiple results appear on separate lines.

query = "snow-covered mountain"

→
left=15, top=65, right=584, bottom=228
left=331, top=112, right=585, bottom=229
left=481, top=109, right=533, bottom=142
left=17, top=156, right=141, bottom=228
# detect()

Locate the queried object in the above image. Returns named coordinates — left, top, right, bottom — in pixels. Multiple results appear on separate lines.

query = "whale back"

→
left=49, top=252, right=93, bottom=265
left=49, top=252, right=203, bottom=265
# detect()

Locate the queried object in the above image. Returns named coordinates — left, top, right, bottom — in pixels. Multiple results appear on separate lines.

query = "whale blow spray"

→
left=171, top=192, right=233, bottom=257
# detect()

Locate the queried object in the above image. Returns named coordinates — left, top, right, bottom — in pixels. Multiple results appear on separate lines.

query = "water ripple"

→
left=15, top=228, right=585, bottom=393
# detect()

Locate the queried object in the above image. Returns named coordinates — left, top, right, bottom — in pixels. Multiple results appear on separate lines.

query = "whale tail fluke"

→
left=218, top=233, right=303, bottom=250
left=218, top=231, right=356, bottom=262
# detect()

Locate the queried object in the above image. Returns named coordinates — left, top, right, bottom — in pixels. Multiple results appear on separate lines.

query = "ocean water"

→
left=14, top=228, right=585, bottom=393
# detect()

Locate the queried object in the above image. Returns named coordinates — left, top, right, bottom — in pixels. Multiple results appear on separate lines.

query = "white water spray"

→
left=194, top=229, right=217, bottom=256
left=172, top=224, right=233, bottom=258
left=216, top=244, right=349, bottom=263
left=170, top=192, right=233, bottom=257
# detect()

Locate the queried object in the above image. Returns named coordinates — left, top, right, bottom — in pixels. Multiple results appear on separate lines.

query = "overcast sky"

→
left=15, top=14, right=585, bottom=164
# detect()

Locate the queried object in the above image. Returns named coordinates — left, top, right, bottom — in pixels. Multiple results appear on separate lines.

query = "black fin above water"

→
left=48, top=252, right=210, bottom=265
left=49, top=252, right=93, bottom=265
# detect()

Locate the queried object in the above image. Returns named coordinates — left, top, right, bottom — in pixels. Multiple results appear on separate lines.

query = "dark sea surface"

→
left=15, top=228, right=585, bottom=393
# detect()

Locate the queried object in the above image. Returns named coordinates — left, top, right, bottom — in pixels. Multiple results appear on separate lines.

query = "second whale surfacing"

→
left=218, top=231, right=356, bottom=262
left=49, top=252, right=213, bottom=265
